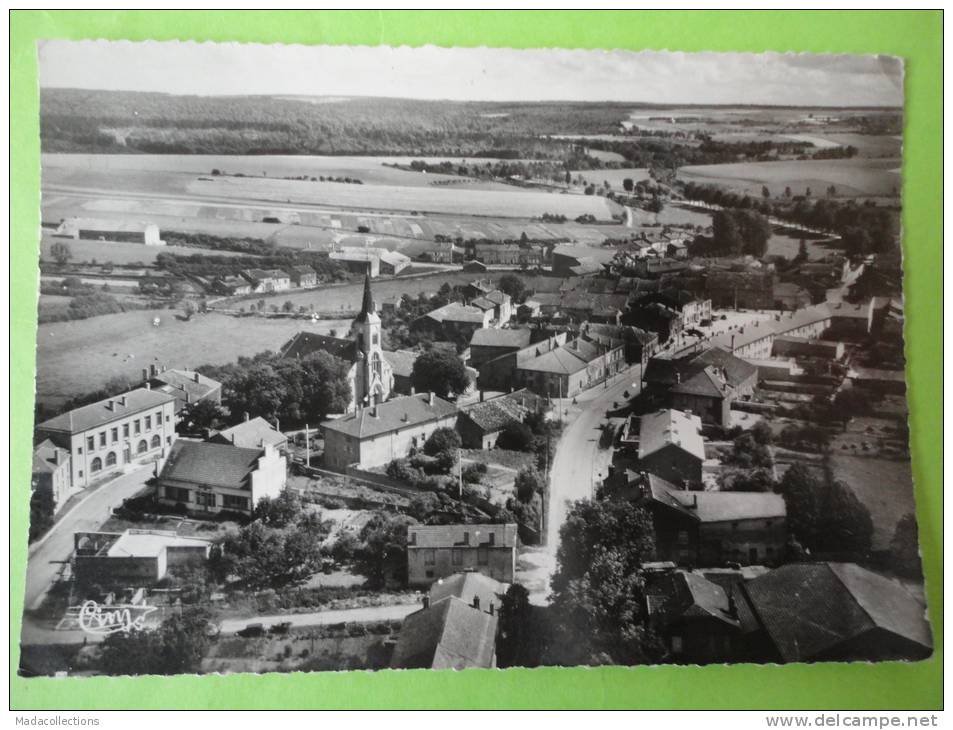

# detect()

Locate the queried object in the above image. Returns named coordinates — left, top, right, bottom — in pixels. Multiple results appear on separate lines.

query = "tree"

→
left=184, top=399, right=225, bottom=431
left=514, top=467, right=544, bottom=503
left=50, top=242, right=72, bottom=266
left=29, top=488, right=55, bottom=542
left=750, top=420, right=773, bottom=446
left=282, top=300, right=295, bottom=313
left=99, top=607, right=212, bottom=676
left=496, top=420, right=534, bottom=452
left=252, top=489, right=302, bottom=528
left=725, top=432, right=774, bottom=468
left=220, top=519, right=326, bottom=590
left=423, top=427, right=461, bottom=457
left=497, top=274, right=526, bottom=303
left=548, top=499, right=662, bottom=666
left=497, top=583, right=546, bottom=667
left=718, top=467, right=776, bottom=493
left=622, top=178, right=634, bottom=193
left=776, top=464, right=823, bottom=549
left=712, top=209, right=743, bottom=255
left=411, top=349, right=469, bottom=398
left=761, top=185, right=771, bottom=200
left=353, top=512, right=416, bottom=588
left=889, top=513, right=923, bottom=578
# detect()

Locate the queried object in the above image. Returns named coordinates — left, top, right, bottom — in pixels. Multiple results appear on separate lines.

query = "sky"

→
left=38, top=41, right=904, bottom=107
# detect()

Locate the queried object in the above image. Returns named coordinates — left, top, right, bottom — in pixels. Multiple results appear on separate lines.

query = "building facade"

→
left=406, top=523, right=518, bottom=587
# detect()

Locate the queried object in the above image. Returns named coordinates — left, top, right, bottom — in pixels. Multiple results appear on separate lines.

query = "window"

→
left=372, top=332, right=379, bottom=345
left=196, top=492, right=217, bottom=508
left=86, top=436, right=95, bottom=451
left=461, top=531, right=470, bottom=546
left=167, top=436, right=172, bottom=445
left=155, top=411, right=162, bottom=424
left=677, top=530, right=690, bottom=545
left=223, top=494, right=249, bottom=511
left=408, top=532, right=417, bottom=546
left=78, top=470, right=83, bottom=478
left=137, top=440, right=148, bottom=454
left=151, top=434, right=161, bottom=449
left=90, top=457, right=102, bottom=473
left=452, top=549, right=463, bottom=566
left=76, top=447, right=83, bottom=455
left=424, top=549, right=436, bottom=565
left=111, top=428, right=118, bottom=443
left=145, top=415, right=152, bottom=430
left=123, top=423, right=129, bottom=438
left=99, top=432, right=106, bottom=447
left=134, top=420, right=141, bottom=435
left=105, top=452, right=117, bottom=467
left=166, top=486, right=190, bottom=502
left=478, top=546, right=489, bottom=566
left=487, top=533, right=495, bottom=546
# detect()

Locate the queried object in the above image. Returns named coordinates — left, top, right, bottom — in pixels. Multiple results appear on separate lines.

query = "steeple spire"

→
left=354, top=273, right=377, bottom=324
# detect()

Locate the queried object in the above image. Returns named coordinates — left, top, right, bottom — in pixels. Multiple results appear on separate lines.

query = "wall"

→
left=407, top=546, right=516, bottom=588
left=640, top=445, right=703, bottom=486
left=249, top=448, right=287, bottom=507
left=699, top=518, right=787, bottom=566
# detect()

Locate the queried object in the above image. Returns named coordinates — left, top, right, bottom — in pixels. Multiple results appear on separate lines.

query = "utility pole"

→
left=458, top=447, right=463, bottom=499
left=304, top=424, right=310, bottom=466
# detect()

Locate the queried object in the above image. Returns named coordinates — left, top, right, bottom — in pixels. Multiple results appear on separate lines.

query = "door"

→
left=123, top=447, right=131, bottom=464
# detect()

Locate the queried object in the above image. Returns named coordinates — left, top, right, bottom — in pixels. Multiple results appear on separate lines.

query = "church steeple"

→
left=355, top=274, right=375, bottom=323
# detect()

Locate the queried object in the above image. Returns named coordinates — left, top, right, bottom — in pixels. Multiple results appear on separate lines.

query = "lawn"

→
left=828, top=453, right=916, bottom=551
left=35, top=310, right=352, bottom=408
left=678, top=158, right=901, bottom=199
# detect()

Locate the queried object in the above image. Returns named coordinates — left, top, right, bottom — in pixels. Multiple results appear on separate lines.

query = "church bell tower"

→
left=351, top=274, right=391, bottom=407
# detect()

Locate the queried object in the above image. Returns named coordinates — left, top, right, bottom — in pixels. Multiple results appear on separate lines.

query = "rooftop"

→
left=33, top=439, right=70, bottom=475
left=408, top=523, right=518, bottom=550
left=424, top=302, right=490, bottom=325
left=279, top=331, right=358, bottom=362
left=37, top=388, right=176, bottom=434
left=158, top=440, right=266, bottom=491
left=213, top=416, right=287, bottom=449
left=460, top=398, right=524, bottom=434
left=383, top=349, right=417, bottom=378
left=390, top=596, right=498, bottom=670
left=150, top=368, right=221, bottom=408
left=638, top=409, right=706, bottom=462
left=104, top=530, right=211, bottom=559
left=429, top=571, right=507, bottom=612
left=646, top=570, right=739, bottom=629
left=470, top=328, right=533, bottom=349
left=321, top=392, right=458, bottom=439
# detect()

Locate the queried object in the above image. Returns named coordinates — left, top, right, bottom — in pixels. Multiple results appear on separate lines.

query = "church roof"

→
left=279, top=332, right=358, bottom=362
left=353, top=274, right=378, bottom=324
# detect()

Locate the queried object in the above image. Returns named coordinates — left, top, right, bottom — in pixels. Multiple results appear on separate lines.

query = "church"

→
left=279, top=275, right=403, bottom=413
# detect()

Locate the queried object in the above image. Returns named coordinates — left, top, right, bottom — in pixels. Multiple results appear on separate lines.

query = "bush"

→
left=423, top=428, right=461, bottom=457
left=462, top=462, right=488, bottom=484
left=496, top=421, right=534, bottom=452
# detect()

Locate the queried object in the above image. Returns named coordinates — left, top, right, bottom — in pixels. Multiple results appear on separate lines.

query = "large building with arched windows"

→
left=279, top=275, right=401, bottom=413
left=35, top=387, right=178, bottom=491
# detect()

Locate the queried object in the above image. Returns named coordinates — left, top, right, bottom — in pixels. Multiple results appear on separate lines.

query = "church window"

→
left=371, top=352, right=382, bottom=379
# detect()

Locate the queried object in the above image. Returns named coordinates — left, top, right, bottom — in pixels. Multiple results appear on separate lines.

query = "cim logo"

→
left=77, top=600, right=159, bottom=635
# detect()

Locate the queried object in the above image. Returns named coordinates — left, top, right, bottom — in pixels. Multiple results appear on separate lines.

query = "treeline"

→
left=681, top=181, right=899, bottom=255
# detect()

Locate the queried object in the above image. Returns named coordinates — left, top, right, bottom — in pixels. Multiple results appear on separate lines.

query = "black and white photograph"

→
left=21, top=40, right=930, bottom=677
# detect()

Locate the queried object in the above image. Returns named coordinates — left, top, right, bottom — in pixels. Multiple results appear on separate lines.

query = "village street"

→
left=218, top=602, right=420, bottom=634
left=23, top=464, right=155, bottom=612
left=517, top=365, right=642, bottom=605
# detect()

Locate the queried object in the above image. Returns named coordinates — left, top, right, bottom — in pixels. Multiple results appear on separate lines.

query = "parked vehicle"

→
left=237, top=623, right=265, bottom=638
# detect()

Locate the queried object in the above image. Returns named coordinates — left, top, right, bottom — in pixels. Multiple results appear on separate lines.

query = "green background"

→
left=10, top=10, right=943, bottom=710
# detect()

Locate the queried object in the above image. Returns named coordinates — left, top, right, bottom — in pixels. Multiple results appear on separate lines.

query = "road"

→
left=219, top=602, right=420, bottom=633
left=518, top=365, right=642, bottom=605
left=23, top=464, right=154, bottom=612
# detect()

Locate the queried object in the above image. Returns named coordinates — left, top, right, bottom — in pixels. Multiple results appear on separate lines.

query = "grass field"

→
left=829, top=453, right=915, bottom=551
left=35, top=310, right=353, bottom=408
left=38, top=233, right=256, bottom=266
left=569, top=167, right=651, bottom=190
left=678, top=158, right=901, bottom=198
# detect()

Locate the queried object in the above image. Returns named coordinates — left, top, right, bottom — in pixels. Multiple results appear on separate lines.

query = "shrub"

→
left=423, top=428, right=461, bottom=457
left=462, top=462, right=488, bottom=484
left=496, top=421, right=534, bottom=452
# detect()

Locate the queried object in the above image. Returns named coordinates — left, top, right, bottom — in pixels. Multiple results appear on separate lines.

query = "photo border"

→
left=9, top=9, right=942, bottom=710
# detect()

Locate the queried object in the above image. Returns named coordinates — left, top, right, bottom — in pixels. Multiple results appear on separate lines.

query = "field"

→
left=829, top=453, right=915, bottom=551
left=678, top=158, right=901, bottom=198
left=39, top=234, right=255, bottom=266
left=35, top=310, right=352, bottom=408
left=569, top=167, right=651, bottom=190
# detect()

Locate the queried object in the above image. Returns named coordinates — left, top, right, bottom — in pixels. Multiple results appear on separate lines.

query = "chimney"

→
left=185, top=392, right=191, bottom=404
left=675, top=372, right=681, bottom=384
left=489, top=603, right=494, bottom=616
left=142, top=368, right=149, bottom=382
left=106, top=399, right=114, bottom=411
left=428, top=391, right=434, bottom=406
left=472, top=596, right=481, bottom=611
left=422, top=595, right=430, bottom=609
left=244, top=412, right=250, bottom=422
left=193, top=372, right=200, bottom=383
left=150, top=364, right=158, bottom=378
left=51, top=449, right=58, bottom=466
left=118, top=395, right=126, bottom=406
left=410, top=386, right=416, bottom=395
left=372, top=405, right=379, bottom=418
left=144, top=382, right=151, bottom=390
left=230, top=434, right=235, bottom=444
left=479, top=390, right=484, bottom=403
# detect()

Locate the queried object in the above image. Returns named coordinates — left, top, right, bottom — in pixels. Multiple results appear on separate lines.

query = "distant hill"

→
left=39, top=88, right=634, bottom=156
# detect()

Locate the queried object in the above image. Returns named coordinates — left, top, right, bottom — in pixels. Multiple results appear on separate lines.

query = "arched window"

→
left=105, top=451, right=117, bottom=467
left=90, top=457, right=103, bottom=473
left=151, top=434, right=161, bottom=449
left=371, top=351, right=382, bottom=379
left=137, top=440, right=148, bottom=455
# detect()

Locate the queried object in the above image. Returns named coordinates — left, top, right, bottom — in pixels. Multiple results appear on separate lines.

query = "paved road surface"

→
left=219, top=602, right=420, bottom=633
left=22, top=464, right=154, bottom=612
left=519, top=365, right=642, bottom=605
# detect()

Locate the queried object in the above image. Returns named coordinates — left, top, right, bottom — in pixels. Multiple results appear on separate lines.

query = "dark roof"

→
left=320, top=393, right=457, bottom=439
left=692, top=346, right=758, bottom=387
left=408, top=523, right=518, bottom=549
left=670, top=366, right=730, bottom=399
left=460, top=399, right=524, bottom=434
left=470, top=328, right=533, bottom=349
left=646, top=570, right=739, bottom=629
left=211, top=417, right=287, bottom=449
left=643, top=346, right=756, bottom=392
left=353, top=274, right=376, bottom=324
left=158, top=440, right=264, bottom=491
left=150, top=369, right=221, bottom=410
left=37, top=388, right=176, bottom=434
left=741, top=562, right=932, bottom=662
left=279, top=331, right=358, bottom=362
left=383, top=349, right=417, bottom=378
left=429, top=572, right=507, bottom=612
left=33, top=439, right=69, bottom=475
left=390, top=597, right=498, bottom=669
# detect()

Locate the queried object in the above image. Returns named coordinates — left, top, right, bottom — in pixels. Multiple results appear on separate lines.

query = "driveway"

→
left=22, top=464, right=155, bottom=612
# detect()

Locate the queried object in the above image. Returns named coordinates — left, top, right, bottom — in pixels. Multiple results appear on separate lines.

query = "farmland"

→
left=678, top=158, right=901, bottom=198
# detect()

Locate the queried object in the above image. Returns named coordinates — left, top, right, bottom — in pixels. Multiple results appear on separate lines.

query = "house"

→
left=72, top=529, right=212, bottom=587
left=457, top=390, right=543, bottom=449
left=772, top=281, right=812, bottom=310
left=413, top=302, right=494, bottom=344
left=469, top=289, right=512, bottom=326
left=378, top=249, right=411, bottom=276
left=156, top=440, right=286, bottom=517
left=145, top=365, right=222, bottom=414
left=209, top=415, right=288, bottom=451
left=286, top=265, right=318, bottom=289
left=475, top=332, right=568, bottom=390
left=625, top=302, right=683, bottom=345
left=603, top=469, right=787, bottom=567
left=644, top=568, right=740, bottom=663
left=406, top=523, right=518, bottom=587
left=469, top=327, right=535, bottom=369
left=320, top=392, right=458, bottom=471
left=35, top=387, right=178, bottom=490
left=847, top=366, right=907, bottom=396
left=772, top=335, right=845, bottom=360
left=551, top=245, right=614, bottom=277
left=513, top=335, right=625, bottom=398
left=735, top=562, right=932, bottom=663
left=632, top=288, right=712, bottom=329
left=279, top=276, right=395, bottom=412
left=241, top=268, right=291, bottom=293
left=428, top=571, right=508, bottom=614
left=54, top=217, right=163, bottom=246
left=329, top=248, right=380, bottom=277
left=582, top=322, right=659, bottom=367
left=32, top=439, right=73, bottom=515
left=635, top=409, right=706, bottom=486
left=216, top=275, right=254, bottom=296
left=390, top=579, right=502, bottom=670
left=383, top=349, right=418, bottom=395
left=706, top=269, right=775, bottom=310
left=469, top=242, right=544, bottom=268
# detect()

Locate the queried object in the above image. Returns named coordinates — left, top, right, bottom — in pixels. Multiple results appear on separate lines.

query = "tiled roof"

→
left=482, top=290, right=510, bottom=306
left=646, top=570, right=739, bottom=628
left=279, top=331, right=358, bottom=362
left=639, top=409, right=706, bottom=462
left=37, top=388, right=176, bottom=434
left=424, top=302, right=489, bottom=325
left=634, top=471, right=786, bottom=523
left=158, top=440, right=264, bottom=491
left=470, top=328, right=533, bottom=349
left=106, top=530, right=212, bottom=558
left=670, top=366, right=730, bottom=398
left=460, top=399, right=524, bottom=434
left=429, top=572, right=507, bottom=612
left=692, top=346, right=758, bottom=387
left=390, top=596, right=498, bottom=669
left=150, top=369, right=221, bottom=409
left=383, top=349, right=417, bottom=378
left=33, top=439, right=69, bottom=475
left=741, top=562, right=932, bottom=662
left=644, top=346, right=756, bottom=392
left=470, top=297, right=496, bottom=311
left=320, top=393, right=457, bottom=439
left=408, top=523, right=517, bottom=550
left=213, top=417, right=287, bottom=449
